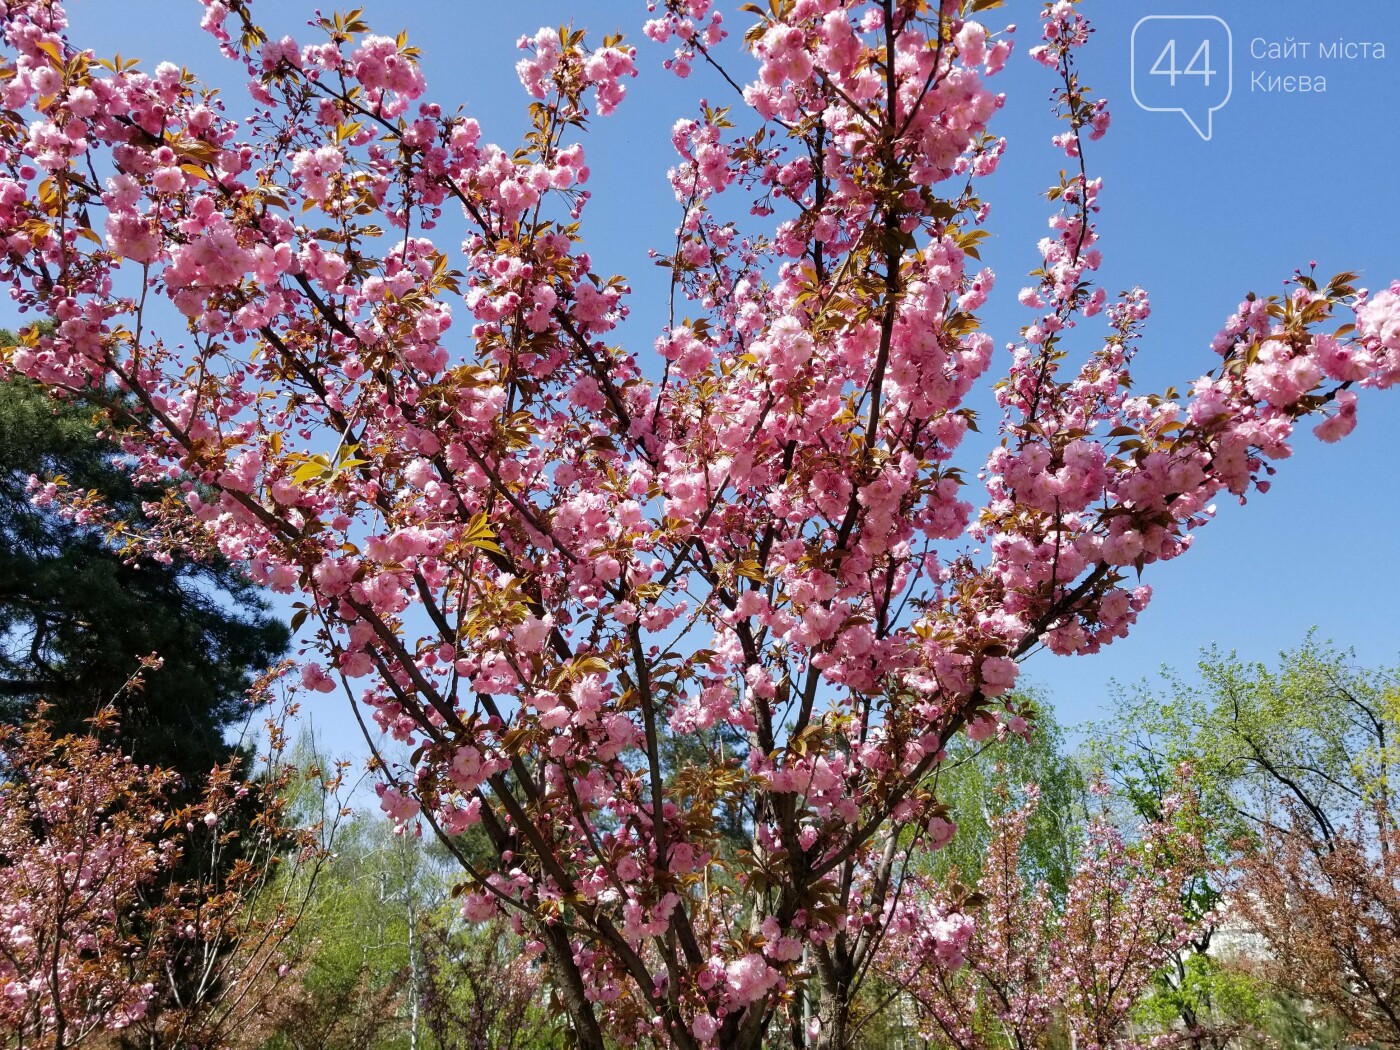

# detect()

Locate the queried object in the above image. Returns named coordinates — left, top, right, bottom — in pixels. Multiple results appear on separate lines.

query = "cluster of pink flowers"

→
left=644, top=0, right=725, bottom=79
left=883, top=783, right=1209, bottom=1050
left=517, top=26, right=637, bottom=117
left=0, top=715, right=175, bottom=1043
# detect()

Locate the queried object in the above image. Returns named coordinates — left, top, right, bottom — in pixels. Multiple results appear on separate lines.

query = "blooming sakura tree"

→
left=0, top=682, right=339, bottom=1049
left=0, top=703, right=175, bottom=1047
left=880, top=784, right=1213, bottom=1050
left=0, top=0, right=1397, bottom=1045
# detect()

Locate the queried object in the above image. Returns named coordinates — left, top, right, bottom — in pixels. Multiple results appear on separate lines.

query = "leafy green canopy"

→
left=1087, top=635, right=1399, bottom=848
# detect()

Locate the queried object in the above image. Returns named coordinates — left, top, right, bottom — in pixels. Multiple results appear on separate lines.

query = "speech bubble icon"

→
left=1131, top=15, right=1232, bottom=141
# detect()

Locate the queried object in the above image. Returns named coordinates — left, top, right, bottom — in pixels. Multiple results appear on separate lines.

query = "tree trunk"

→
left=540, top=924, right=607, bottom=1050
left=407, top=898, right=420, bottom=1050
left=814, top=954, right=854, bottom=1050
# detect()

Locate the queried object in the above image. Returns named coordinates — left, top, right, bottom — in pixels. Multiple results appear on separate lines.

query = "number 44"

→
left=1151, top=38, right=1216, bottom=87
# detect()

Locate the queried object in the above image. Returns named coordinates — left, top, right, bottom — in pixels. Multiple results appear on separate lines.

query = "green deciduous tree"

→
left=1089, top=638, right=1400, bottom=1049
left=261, top=774, right=556, bottom=1050
left=1087, top=635, right=1399, bottom=853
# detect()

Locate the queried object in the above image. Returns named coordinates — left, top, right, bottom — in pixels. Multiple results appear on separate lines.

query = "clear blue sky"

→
left=61, top=1, right=1400, bottom=752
